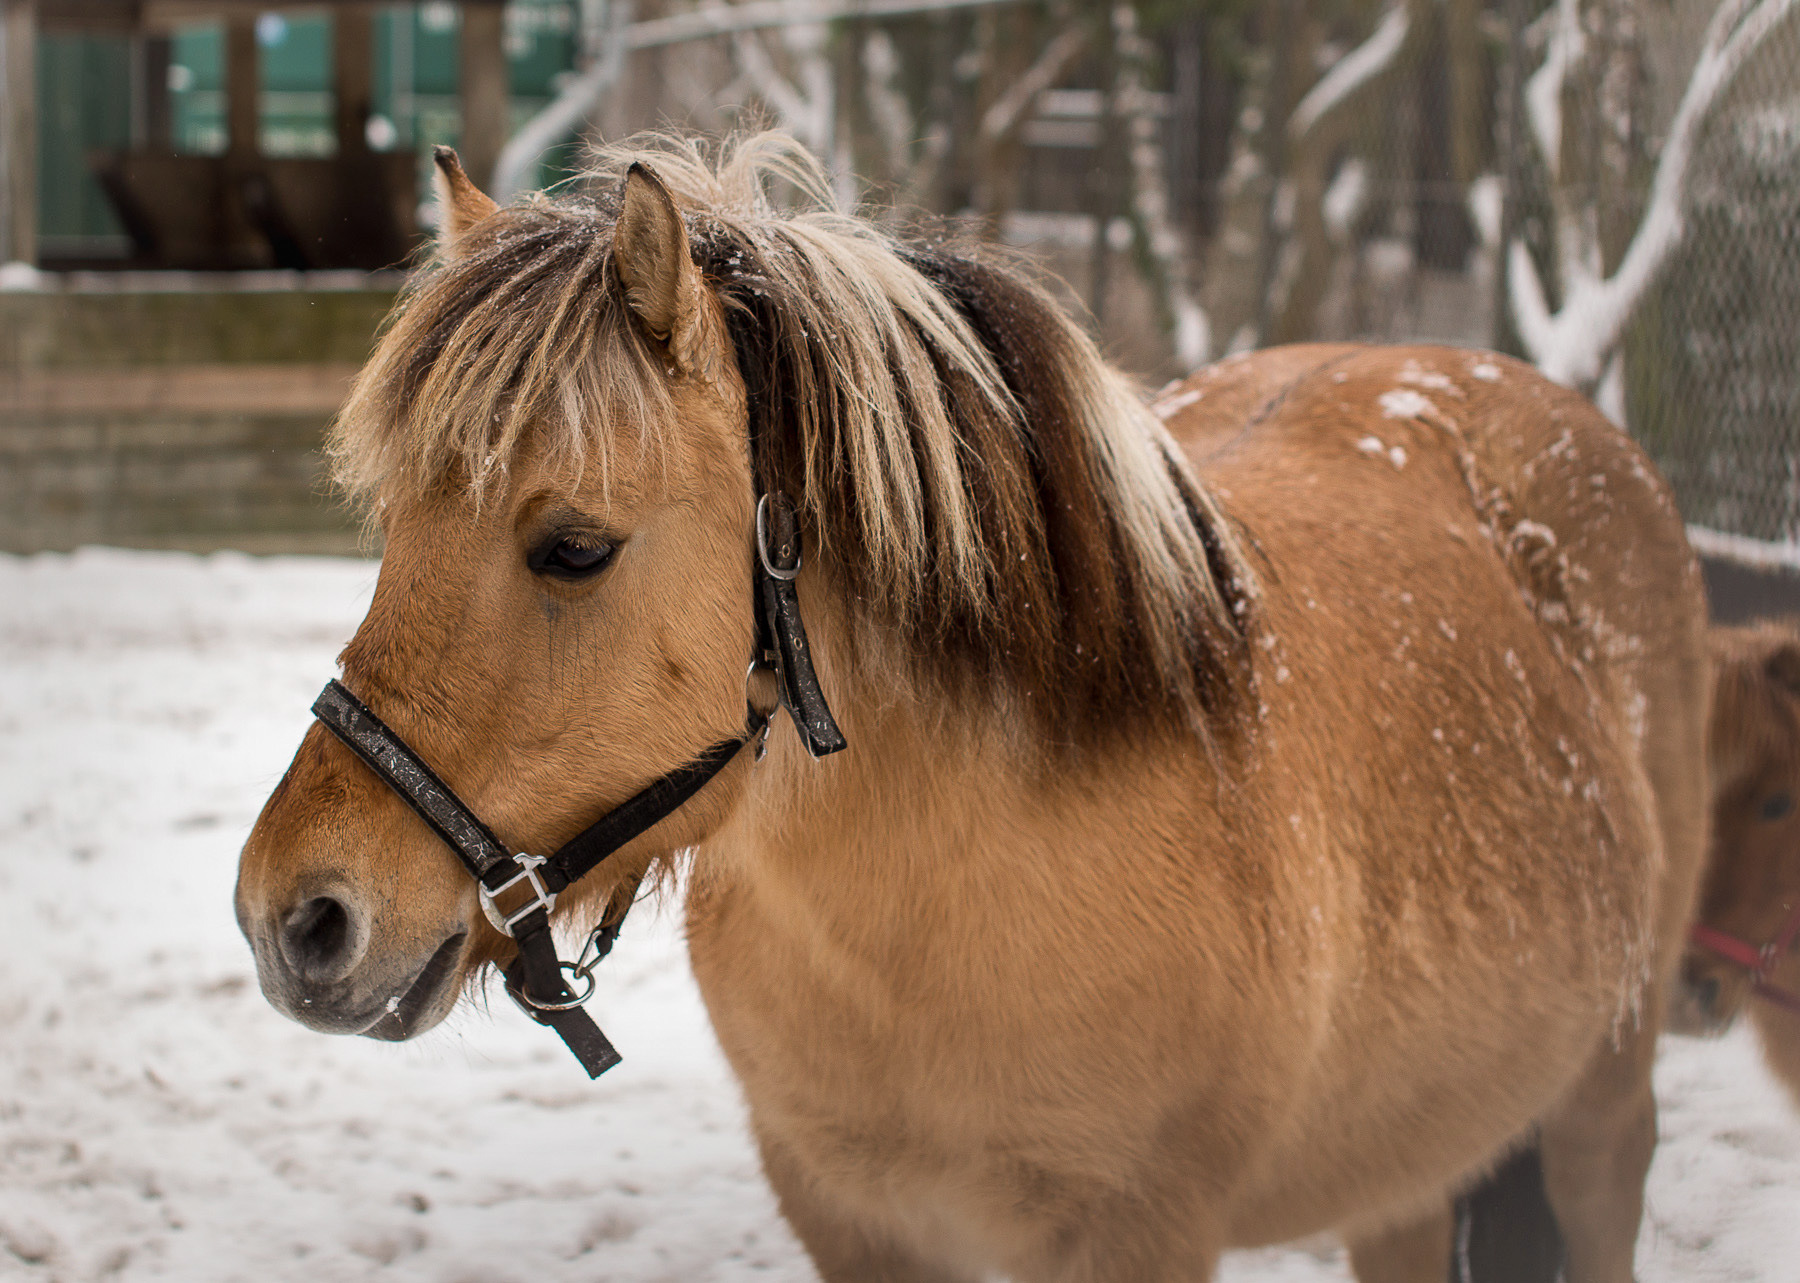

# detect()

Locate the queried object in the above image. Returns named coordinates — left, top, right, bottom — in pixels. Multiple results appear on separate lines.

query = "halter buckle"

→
left=756, top=493, right=801, bottom=581
left=479, top=853, right=558, bottom=937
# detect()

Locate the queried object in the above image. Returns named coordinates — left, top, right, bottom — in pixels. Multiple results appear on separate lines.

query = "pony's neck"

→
left=716, top=604, right=1199, bottom=939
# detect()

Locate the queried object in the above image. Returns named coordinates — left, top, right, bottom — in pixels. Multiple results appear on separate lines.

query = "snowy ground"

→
left=1, top=548, right=1796, bottom=1283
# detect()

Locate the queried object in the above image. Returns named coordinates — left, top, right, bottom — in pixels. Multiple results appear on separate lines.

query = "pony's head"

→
left=1672, top=622, right=1800, bottom=1034
left=234, top=133, right=1247, bottom=1043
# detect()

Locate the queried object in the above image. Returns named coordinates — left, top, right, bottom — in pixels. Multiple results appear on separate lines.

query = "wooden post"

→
left=0, top=0, right=37, bottom=265
left=459, top=2, right=508, bottom=189
left=224, top=10, right=258, bottom=158
left=333, top=4, right=374, bottom=156
left=138, top=33, right=174, bottom=150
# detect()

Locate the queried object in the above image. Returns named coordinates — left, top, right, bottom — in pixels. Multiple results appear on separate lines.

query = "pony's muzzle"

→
left=1668, top=953, right=1738, bottom=1036
left=279, top=893, right=369, bottom=986
left=250, top=886, right=466, bottom=1037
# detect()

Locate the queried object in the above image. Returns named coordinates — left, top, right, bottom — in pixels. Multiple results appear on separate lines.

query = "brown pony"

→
left=1671, top=620, right=1800, bottom=1107
left=234, top=134, right=1709, bottom=1283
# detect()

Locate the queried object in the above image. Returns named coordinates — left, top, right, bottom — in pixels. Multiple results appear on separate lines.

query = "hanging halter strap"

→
left=309, top=491, right=844, bottom=1076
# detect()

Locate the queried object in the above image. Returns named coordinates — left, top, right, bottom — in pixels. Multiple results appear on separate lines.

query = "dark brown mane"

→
left=332, top=133, right=1252, bottom=739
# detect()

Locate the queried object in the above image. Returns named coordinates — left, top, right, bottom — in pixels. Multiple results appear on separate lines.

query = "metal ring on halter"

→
left=510, top=962, right=597, bottom=1012
left=756, top=494, right=801, bottom=581
left=745, top=656, right=780, bottom=759
left=745, top=656, right=780, bottom=719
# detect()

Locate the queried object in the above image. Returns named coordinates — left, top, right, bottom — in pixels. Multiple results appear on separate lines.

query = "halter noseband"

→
left=309, top=491, right=844, bottom=1076
left=1689, top=902, right=1800, bottom=1018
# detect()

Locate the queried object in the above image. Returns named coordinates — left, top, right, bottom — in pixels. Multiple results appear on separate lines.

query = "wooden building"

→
left=1, top=0, right=521, bottom=270
left=0, top=2, right=577, bottom=553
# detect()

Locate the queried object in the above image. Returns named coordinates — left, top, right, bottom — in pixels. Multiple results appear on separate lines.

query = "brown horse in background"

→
left=234, top=134, right=1709, bottom=1282
left=1671, top=621, right=1800, bottom=1107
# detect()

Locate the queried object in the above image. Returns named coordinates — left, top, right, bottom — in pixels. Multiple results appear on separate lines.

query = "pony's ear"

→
left=432, top=146, right=498, bottom=256
left=614, top=163, right=710, bottom=374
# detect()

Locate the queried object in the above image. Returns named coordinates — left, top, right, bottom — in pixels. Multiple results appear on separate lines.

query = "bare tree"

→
left=1509, top=0, right=1800, bottom=393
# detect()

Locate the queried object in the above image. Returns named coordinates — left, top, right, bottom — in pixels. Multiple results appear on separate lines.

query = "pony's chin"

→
left=358, top=931, right=469, bottom=1041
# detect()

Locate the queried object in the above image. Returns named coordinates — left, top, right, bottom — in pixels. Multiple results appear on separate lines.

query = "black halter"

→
left=310, top=491, right=844, bottom=1076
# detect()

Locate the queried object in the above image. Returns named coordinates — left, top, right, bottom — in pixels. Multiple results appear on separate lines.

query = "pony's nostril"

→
left=280, top=896, right=361, bottom=983
left=1695, top=974, right=1722, bottom=1014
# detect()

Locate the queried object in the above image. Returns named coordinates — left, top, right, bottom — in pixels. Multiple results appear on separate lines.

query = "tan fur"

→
left=431, top=147, right=498, bottom=255
left=236, top=136, right=1709, bottom=1283
left=1670, top=620, right=1800, bottom=1110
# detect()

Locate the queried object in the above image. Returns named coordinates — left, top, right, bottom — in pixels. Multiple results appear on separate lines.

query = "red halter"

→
left=1690, top=899, right=1800, bottom=1017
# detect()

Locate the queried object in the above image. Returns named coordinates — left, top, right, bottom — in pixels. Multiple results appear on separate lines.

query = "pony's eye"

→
left=528, top=536, right=616, bottom=581
left=1760, top=791, right=1794, bottom=822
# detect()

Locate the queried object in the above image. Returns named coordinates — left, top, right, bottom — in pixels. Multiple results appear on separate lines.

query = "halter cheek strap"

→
left=756, top=493, right=846, bottom=757
left=307, top=492, right=845, bottom=1077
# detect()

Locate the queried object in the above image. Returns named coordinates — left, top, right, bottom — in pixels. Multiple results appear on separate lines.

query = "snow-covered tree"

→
left=1508, top=0, right=1800, bottom=401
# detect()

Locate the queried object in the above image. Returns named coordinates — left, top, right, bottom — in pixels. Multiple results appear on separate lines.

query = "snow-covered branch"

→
left=730, top=22, right=851, bottom=201
left=1113, top=3, right=1209, bottom=367
left=862, top=30, right=915, bottom=168
left=626, top=0, right=1016, bottom=52
left=493, top=0, right=1023, bottom=201
left=980, top=27, right=1088, bottom=141
left=493, top=0, right=633, bottom=199
left=1524, top=0, right=1585, bottom=176
left=1288, top=2, right=1410, bottom=143
left=732, top=28, right=826, bottom=149
left=1510, top=0, right=1800, bottom=387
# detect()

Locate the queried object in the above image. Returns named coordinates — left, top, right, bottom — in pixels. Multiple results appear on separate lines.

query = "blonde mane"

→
left=333, top=132, right=1253, bottom=738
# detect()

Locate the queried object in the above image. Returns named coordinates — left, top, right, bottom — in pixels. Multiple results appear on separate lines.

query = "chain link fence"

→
left=1629, top=59, right=1800, bottom=547
left=1138, top=0, right=1800, bottom=555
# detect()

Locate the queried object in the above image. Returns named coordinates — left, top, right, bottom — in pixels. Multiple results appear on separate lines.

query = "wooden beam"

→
left=0, top=0, right=36, bottom=265
left=333, top=4, right=373, bottom=156
left=0, top=363, right=364, bottom=417
left=224, top=10, right=257, bottom=158
left=35, top=1, right=137, bottom=35
left=459, top=2, right=507, bottom=190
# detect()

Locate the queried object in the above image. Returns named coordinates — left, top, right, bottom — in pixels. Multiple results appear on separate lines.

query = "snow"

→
left=1396, top=361, right=1459, bottom=395
left=1354, top=437, right=1407, bottom=470
left=1686, top=524, right=1800, bottom=571
left=1153, top=388, right=1204, bottom=420
left=3, top=548, right=1798, bottom=1281
left=1321, top=161, right=1368, bottom=246
left=1465, top=175, right=1504, bottom=251
left=1288, top=3, right=1410, bottom=142
left=1378, top=388, right=1435, bottom=420
left=1525, top=0, right=1585, bottom=178
left=0, top=262, right=45, bottom=292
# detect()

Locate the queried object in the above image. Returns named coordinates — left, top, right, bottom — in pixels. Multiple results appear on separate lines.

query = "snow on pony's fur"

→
left=239, top=134, right=1711, bottom=1283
